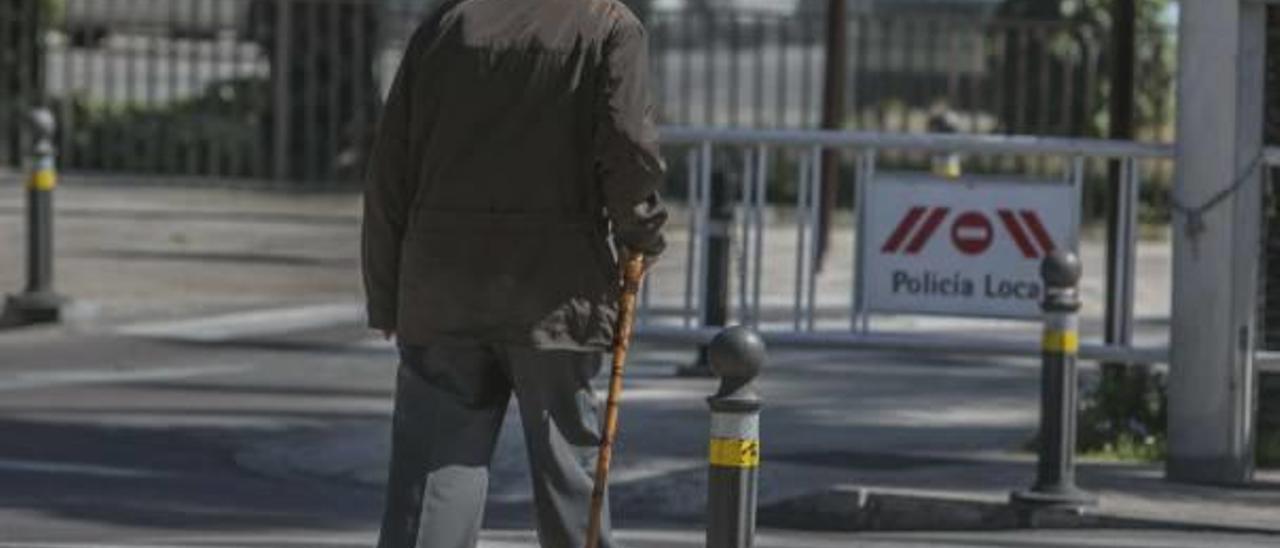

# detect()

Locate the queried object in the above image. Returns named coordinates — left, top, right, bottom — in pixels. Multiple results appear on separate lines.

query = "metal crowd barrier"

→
left=640, top=126, right=1179, bottom=365
left=641, top=130, right=1280, bottom=370
left=1252, top=148, right=1280, bottom=374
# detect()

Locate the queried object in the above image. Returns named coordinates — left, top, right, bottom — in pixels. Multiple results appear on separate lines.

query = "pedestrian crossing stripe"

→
left=1042, top=330, right=1079, bottom=354
left=709, top=438, right=760, bottom=468
left=28, top=169, right=56, bottom=191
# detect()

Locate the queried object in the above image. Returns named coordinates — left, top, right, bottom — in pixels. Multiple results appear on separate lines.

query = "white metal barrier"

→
left=1253, top=148, right=1280, bottom=374
left=638, top=127, right=1279, bottom=366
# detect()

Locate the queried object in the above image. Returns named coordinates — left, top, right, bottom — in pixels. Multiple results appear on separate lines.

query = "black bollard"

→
left=1011, top=250, right=1097, bottom=511
left=3, top=108, right=65, bottom=326
left=679, top=164, right=736, bottom=377
left=706, top=326, right=765, bottom=548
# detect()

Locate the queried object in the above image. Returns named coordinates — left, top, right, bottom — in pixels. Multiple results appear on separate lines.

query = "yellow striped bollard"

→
left=3, top=107, right=65, bottom=325
left=1012, top=250, right=1096, bottom=511
left=706, top=326, right=765, bottom=548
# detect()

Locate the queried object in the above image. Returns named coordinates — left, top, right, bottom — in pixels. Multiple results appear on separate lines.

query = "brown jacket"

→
left=362, top=0, right=667, bottom=351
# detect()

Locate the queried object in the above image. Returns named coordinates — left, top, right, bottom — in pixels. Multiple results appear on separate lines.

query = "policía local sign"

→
left=861, top=173, right=1078, bottom=319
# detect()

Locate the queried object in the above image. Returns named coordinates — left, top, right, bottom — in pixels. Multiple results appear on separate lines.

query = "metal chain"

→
left=1170, top=152, right=1266, bottom=238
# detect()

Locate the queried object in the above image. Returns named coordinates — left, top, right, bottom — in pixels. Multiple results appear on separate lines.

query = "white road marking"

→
left=0, top=365, right=253, bottom=392
left=0, top=544, right=182, bottom=548
left=0, top=458, right=172, bottom=479
left=9, top=412, right=319, bottom=430
left=487, top=456, right=700, bottom=504
left=351, top=337, right=395, bottom=351
left=116, top=303, right=363, bottom=342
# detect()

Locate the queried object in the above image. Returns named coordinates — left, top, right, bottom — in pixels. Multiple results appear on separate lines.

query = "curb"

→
left=759, top=486, right=1280, bottom=535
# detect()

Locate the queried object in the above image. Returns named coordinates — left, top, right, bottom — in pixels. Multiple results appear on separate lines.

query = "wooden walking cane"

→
left=585, top=252, right=647, bottom=548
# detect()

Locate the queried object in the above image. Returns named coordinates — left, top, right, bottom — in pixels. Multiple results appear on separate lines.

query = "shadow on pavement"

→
left=0, top=415, right=382, bottom=534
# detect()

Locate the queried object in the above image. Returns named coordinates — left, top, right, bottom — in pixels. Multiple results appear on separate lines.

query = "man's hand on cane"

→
left=621, top=247, right=658, bottom=276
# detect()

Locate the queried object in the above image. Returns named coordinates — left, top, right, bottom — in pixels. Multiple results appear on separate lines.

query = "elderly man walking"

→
left=361, top=0, right=667, bottom=546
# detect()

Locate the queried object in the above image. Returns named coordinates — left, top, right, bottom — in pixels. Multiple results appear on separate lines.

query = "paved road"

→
left=2, top=323, right=1278, bottom=548
left=5, top=530, right=1280, bottom=548
left=1, top=183, right=1263, bottom=547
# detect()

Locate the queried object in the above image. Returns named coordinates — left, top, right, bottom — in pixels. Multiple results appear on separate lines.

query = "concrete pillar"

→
left=1168, top=0, right=1268, bottom=485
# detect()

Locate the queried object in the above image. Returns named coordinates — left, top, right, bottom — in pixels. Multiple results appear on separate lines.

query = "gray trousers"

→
left=376, top=342, right=619, bottom=548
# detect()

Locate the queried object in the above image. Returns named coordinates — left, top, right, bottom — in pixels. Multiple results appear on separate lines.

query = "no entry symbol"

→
left=882, top=206, right=1058, bottom=258
left=950, top=211, right=993, bottom=255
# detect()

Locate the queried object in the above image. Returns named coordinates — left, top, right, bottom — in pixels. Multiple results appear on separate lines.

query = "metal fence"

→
left=1, top=0, right=401, bottom=182
left=1243, top=147, right=1280, bottom=374
left=637, top=127, right=1178, bottom=365
left=1, top=0, right=43, bottom=168
left=648, top=12, right=1172, bottom=137
left=1, top=1, right=1176, bottom=184
left=1259, top=7, right=1280, bottom=352
left=636, top=129, right=1280, bottom=373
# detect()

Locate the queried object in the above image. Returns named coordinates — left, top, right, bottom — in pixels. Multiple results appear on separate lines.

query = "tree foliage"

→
left=997, top=0, right=1175, bottom=140
left=997, top=1, right=1176, bottom=458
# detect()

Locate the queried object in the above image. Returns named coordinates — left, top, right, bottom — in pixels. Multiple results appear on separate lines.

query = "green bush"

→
left=1077, top=367, right=1168, bottom=462
left=55, top=76, right=270, bottom=176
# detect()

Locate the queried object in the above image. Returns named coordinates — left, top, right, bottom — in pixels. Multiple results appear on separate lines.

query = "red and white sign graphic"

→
left=881, top=208, right=1057, bottom=258
left=880, top=206, right=948, bottom=255
left=951, top=211, right=994, bottom=256
left=862, top=174, right=1078, bottom=319
left=997, top=210, right=1056, bottom=259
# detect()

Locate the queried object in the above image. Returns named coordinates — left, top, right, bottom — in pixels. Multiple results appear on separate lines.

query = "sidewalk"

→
left=0, top=178, right=364, bottom=324
left=233, top=342, right=1280, bottom=536
left=0, top=178, right=1174, bottom=336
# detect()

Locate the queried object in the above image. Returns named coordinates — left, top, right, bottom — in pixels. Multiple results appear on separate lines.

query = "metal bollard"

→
left=928, top=111, right=963, bottom=179
left=1011, top=250, right=1097, bottom=510
left=680, top=164, right=736, bottom=377
left=706, top=326, right=765, bottom=548
left=3, top=107, right=65, bottom=326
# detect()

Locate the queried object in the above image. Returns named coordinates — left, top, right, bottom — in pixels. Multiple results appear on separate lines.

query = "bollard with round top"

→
left=706, top=326, right=765, bottom=548
left=1012, top=250, right=1097, bottom=512
left=709, top=326, right=766, bottom=397
left=3, top=107, right=66, bottom=326
left=1040, top=250, right=1082, bottom=303
left=928, top=110, right=964, bottom=179
left=28, top=109, right=56, bottom=158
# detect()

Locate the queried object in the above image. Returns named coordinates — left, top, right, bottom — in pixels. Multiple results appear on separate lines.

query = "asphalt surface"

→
left=0, top=183, right=1272, bottom=547
left=3, top=325, right=1280, bottom=548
